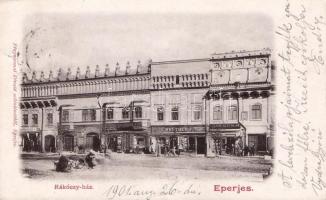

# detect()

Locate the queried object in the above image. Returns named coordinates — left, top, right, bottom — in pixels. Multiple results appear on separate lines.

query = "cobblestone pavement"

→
left=21, top=152, right=273, bottom=182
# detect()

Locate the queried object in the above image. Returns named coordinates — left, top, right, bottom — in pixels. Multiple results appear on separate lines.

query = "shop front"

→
left=151, top=125, right=206, bottom=155
left=209, top=123, right=244, bottom=155
left=105, top=121, right=149, bottom=153
left=20, top=131, right=42, bottom=152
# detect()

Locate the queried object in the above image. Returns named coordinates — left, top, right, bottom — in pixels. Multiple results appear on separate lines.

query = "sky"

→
left=22, top=13, right=273, bottom=76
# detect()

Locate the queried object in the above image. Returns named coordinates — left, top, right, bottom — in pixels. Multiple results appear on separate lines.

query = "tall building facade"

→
left=19, top=49, right=275, bottom=155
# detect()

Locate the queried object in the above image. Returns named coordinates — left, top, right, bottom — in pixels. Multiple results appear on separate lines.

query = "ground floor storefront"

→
left=20, top=131, right=56, bottom=153
left=105, top=132, right=149, bottom=153
left=151, top=125, right=207, bottom=155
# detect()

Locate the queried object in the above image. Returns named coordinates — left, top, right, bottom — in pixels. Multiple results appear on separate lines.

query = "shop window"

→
left=213, top=106, right=223, bottom=120
left=135, top=106, right=142, bottom=118
left=122, top=107, right=130, bottom=119
left=137, top=138, right=145, bottom=146
left=193, top=105, right=202, bottom=121
left=171, top=106, right=179, bottom=121
left=47, top=113, right=53, bottom=125
left=23, top=114, right=28, bottom=125
left=228, top=105, right=238, bottom=120
left=157, top=107, right=164, bottom=121
left=107, top=107, right=114, bottom=120
left=82, top=109, right=96, bottom=121
left=32, top=114, right=38, bottom=125
left=62, top=110, right=69, bottom=122
left=251, top=104, right=262, bottom=120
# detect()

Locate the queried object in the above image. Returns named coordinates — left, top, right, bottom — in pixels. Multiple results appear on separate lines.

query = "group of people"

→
left=55, top=150, right=97, bottom=172
left=153, top=142, right=180, bottom=157
left=215, top=138, right=256, bottom=157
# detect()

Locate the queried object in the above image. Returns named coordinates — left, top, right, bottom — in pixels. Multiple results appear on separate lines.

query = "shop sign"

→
left=152, top=125, right=205, bottom=134
left=209, top=123, right=240, bottom=130
left=106, top=122, right=143, bottom=131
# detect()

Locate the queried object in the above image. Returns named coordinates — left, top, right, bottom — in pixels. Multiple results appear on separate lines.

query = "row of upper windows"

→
left=212, top=104, right=262, bottom=121
left=154, top=104, right=262, bottom=122
left=61, top=107, right=143, bottom=122
left=22, top=104, right=262, bottom=125
left=22, top=113, right=53, bottom=126
left=155, top=106, right=202, bottom=121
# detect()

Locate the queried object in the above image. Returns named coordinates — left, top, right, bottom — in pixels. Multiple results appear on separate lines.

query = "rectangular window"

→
left=82, top=110, right=88, bottom=121
left=82, top=109, right=96, bottom=121
left=171, top=107, right=179, bottom=121
left=23, top=114, right=28, bottom=125
left=47, top=113, right=53, bottom=125
left=251, top=104, right=262, bottom=120
left=107, top=108, right=114, bottom=120
left=157, top=107, right=164, bottom=121
left=62, top=110, right=69, bottom=122
left=228, top=106, right=238, bottom=120
left=135, top=107, right=142, bottom=118
left=193, top=105, right=202, bottom=121
left=241, top=111, right=248, bottom=121
left=213, top=106, right=223, bottom=120
left=122, top=108, right=129, bottom=119
left=32, top=114, right=38, bottom=125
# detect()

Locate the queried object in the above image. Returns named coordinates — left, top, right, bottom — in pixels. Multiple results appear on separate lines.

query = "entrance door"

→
left=197, top=137, right=206, bottom=154
left=64, top=135, right=74, bottom=151
left=170, top=136, right=178, bottom=149
left=86, top=133, right=100, bottom=152
left=257, top=135, right=266, bottom=151
left=226, top=137, right=235, bottom=154
left=188, top=137, right=195, bottom=152
left=45, top=135, right=55, bottom=152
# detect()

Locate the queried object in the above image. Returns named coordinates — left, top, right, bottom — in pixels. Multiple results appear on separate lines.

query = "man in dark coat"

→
left=56, top=155, right=70, bottom=172
left=85, top=150, right=96, bottom=169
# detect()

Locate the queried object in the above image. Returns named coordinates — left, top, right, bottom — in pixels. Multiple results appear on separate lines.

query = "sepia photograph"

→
left=1, top=0, right=325, bottom=199
left=19, top=13, right=275, bottom=182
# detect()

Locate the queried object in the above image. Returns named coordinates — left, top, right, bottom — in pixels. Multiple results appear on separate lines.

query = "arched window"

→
left=251, top=103, right=262, bottom=120
left=135, top=106, right=142, bottom=118
left=171, top=106, right=179, bottom=121
left=157, top=107, right=164, bottom=121
left=213, top=106, right=223, bottom=120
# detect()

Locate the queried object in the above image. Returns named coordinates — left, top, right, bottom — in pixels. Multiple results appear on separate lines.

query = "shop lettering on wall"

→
left=209, top=123, right=240, bottom=130
left=154, top=126, right=205, bottom=133
left=107, top=122, right=143, bottom=131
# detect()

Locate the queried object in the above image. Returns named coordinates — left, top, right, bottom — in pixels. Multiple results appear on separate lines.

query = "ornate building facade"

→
left=19, top=49, right=275, bottom=156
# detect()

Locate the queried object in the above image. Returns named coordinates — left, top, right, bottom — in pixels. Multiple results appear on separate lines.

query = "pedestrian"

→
left=74, top=144, right=78, bottom=154
left=177, top=143, right=182, bottom=156
left=156, top=141, right=161, bottom=157
left=244, top=145, right=249, bottom=156
left=250, top=143, right=255, bottom=156
left=85, top=150, right=96, bottom=169
left=171, top=146, right=177, bottom=157
left=55, top=155, right=71, bottom=172
left=164, top=143, right=168, bottom=157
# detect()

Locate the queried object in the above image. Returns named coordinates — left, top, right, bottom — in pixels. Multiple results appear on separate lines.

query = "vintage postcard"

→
left=0, top=0, right=325, bottom=199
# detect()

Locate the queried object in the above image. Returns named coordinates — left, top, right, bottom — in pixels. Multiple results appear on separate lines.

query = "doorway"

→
left=45, top=135, right=55, bottom=152
left=63, top=135, right=74, bottom=151
left=197, top=137, right=206, bottom=154
left=86, top=133, right=101, bottom=152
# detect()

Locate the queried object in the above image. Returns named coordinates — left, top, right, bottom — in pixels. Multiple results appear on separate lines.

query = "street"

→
left=21, top=153, right=273, bottom=182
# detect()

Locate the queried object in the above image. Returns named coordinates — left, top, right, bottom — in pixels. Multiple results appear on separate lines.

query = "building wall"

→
left=151, top=89, right=208, bottom=126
